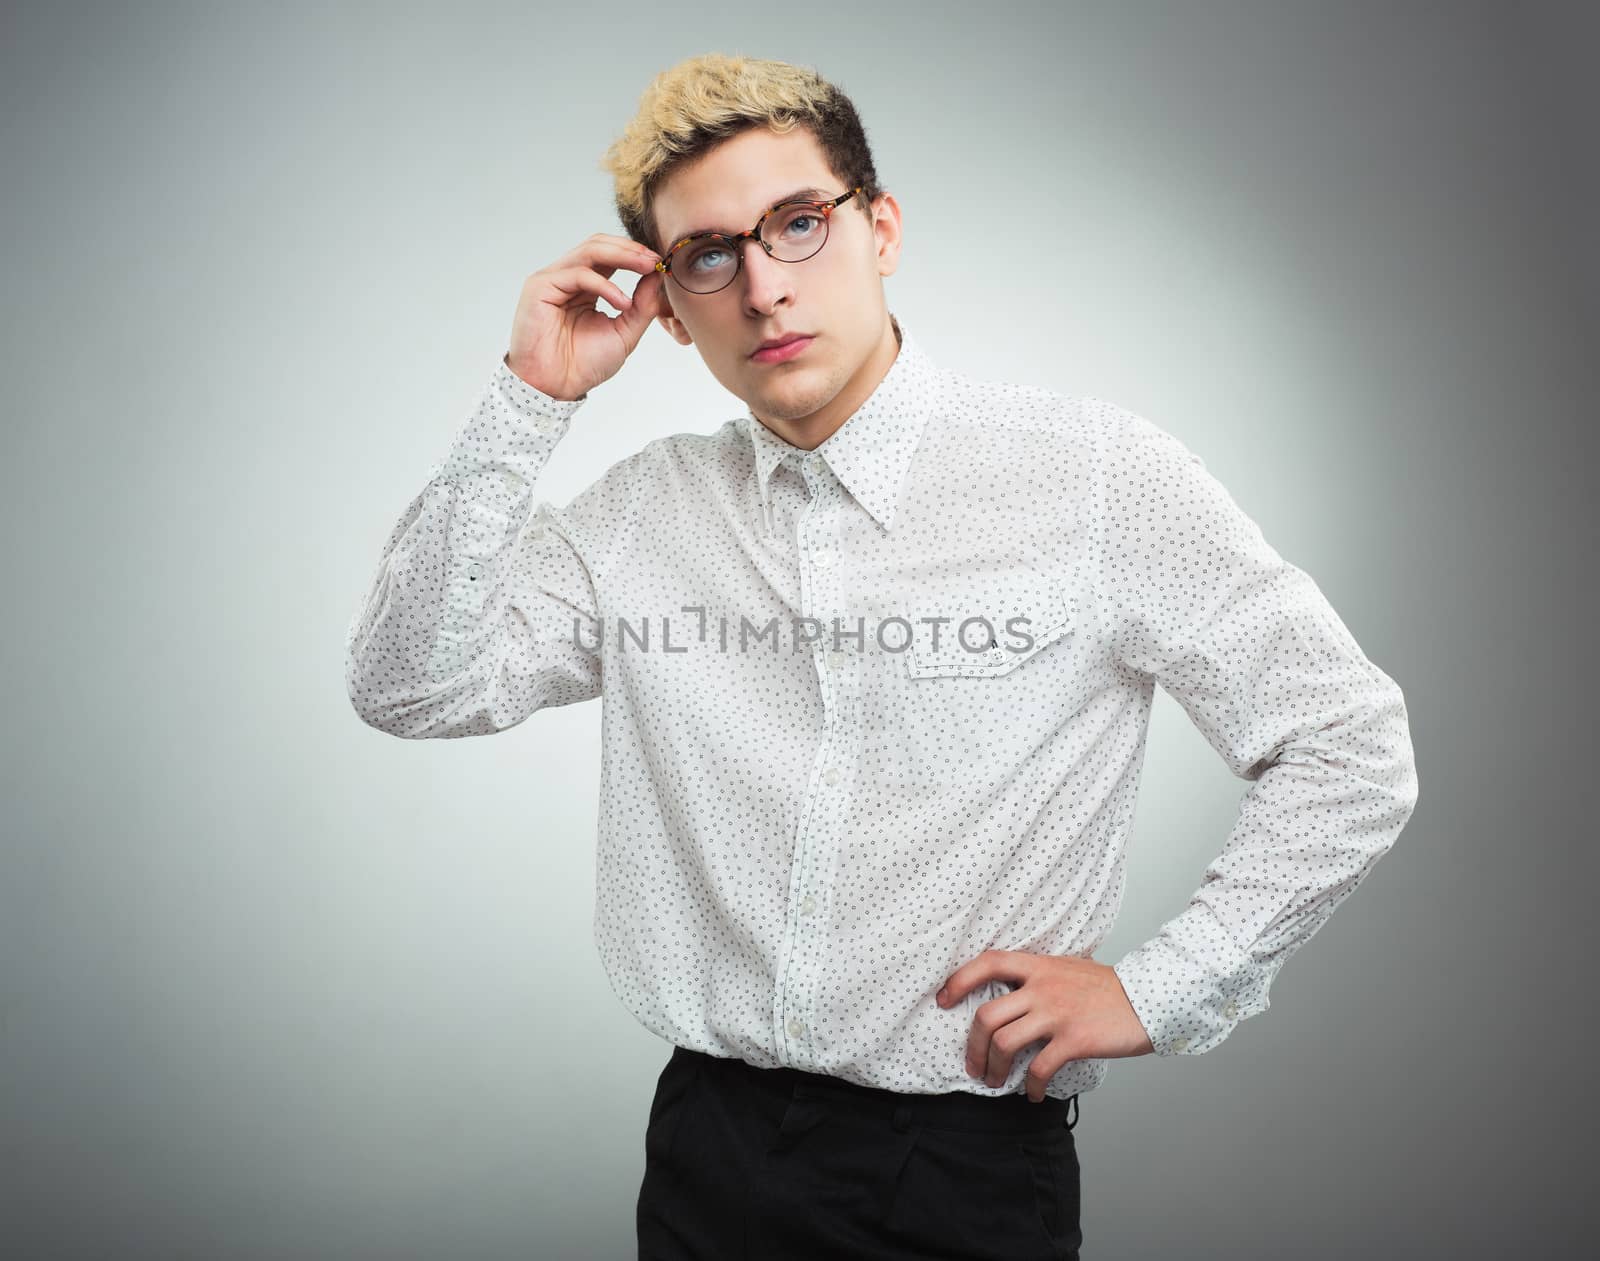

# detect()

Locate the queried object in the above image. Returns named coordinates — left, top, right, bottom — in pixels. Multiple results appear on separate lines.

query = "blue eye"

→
left=688, top=247, right=728, bottom=273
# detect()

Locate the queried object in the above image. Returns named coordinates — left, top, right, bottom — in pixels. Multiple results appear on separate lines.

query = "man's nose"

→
left=739, top=240, right=793, bottom=307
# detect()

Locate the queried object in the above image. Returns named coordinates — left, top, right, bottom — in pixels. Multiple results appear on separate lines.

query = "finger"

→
left=1024, top=1039, right=1076, bottom=1103
left=940, top=948, right=1022, bottom=1007
left=938, top=953, right=988, bottom=1007
left=568, top=237, right=663, bottom=278
left=589, top=231, right=662, bottom=258
left=543, top=264, right=634, bottom=314
left=975, top=1010, right=1055, bottom=1090
left=613, top=269, right=663, bottom=351
left=964, top=987, right=1029, bottom=1078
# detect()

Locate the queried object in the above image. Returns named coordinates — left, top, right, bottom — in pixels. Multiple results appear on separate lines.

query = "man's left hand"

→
left=935, top=951, right=1156, bottom=1102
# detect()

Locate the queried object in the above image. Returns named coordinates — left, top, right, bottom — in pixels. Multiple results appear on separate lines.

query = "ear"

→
left=658, top=311, right=693, bottom=346
left=871, top=191, right=904, bottom=280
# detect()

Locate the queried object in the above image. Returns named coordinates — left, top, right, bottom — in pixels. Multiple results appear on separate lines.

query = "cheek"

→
left=819, top=240, right=881, bottom=302
left=822, top=236, right=870, bottom=277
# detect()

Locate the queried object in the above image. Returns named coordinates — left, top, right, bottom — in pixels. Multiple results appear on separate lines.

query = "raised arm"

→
left=344, top=232, right=666, bottom=738
left=344, top=361, right=604, bottom=737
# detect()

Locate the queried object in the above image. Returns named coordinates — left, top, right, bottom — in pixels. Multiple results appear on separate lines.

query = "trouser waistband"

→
left=674, top=1044, right=1080, bottom=1133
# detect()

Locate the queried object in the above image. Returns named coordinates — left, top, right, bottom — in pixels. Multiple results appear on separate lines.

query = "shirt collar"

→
left=744, top=314, right=939, bottom=537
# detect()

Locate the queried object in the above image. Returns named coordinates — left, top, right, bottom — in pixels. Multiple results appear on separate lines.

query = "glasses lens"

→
left=672, top=237, right=739, bottom=294
left=669, top=203, right=831, bottom=294
left=761, top=202, right=829, bottom=261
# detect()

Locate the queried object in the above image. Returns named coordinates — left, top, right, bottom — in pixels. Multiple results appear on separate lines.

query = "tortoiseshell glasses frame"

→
left=653, top=186, right=866, bottom=295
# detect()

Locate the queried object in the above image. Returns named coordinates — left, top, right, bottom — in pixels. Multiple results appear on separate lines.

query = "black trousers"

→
left=636, top=1044, right=1083, bottom=1260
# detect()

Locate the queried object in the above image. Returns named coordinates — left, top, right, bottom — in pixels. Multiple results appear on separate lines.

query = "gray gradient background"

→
left=3, top=1, right=1593, bottom=1257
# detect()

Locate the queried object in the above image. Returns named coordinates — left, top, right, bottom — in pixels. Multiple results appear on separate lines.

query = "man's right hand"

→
left=504, top=233, right=668, bottom=401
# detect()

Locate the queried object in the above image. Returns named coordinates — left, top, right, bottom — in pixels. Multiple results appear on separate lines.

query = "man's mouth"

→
left=751, top=334, right=815, bottom=364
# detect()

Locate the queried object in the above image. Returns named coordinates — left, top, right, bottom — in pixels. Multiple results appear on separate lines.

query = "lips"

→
left=750, top=333, right=815, bottom=363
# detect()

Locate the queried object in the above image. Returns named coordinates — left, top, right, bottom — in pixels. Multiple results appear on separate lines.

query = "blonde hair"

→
left=599, top=53, right=884, bottom=253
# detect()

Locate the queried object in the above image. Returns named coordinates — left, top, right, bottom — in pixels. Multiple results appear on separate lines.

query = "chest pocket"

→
left=902, top=592, right=1076, bottom=679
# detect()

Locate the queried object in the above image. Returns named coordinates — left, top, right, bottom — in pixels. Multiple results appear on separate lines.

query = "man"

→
left=345, top=52, right=1419, bottom=1261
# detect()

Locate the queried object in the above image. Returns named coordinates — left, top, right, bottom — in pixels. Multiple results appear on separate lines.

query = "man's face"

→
left=650, top=125, right=902, bottom=428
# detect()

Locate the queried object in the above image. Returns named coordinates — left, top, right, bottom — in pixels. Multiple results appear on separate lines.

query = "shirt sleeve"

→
left=344, top=355, right=605, bottom=738
left=1098, top=407, right=1420, bottom=1055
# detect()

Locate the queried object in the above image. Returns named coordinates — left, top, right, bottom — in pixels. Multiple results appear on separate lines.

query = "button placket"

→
left=772, top=455, right=857, bottom=1069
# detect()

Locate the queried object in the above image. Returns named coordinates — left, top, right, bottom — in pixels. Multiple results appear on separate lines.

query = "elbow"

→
left=345, top=655, right=509, bottom=740
left=1393, top=734, right=1420, bottom=831
left=1287, top=672, right=1420, bottom=834
left=347, top=687, right=416, bottom=739
left=345, top=655, right=429, bottom=739
left=1387, top=675, right=1420, bottom=811
left=1370, top=677, right=1420, bottom=841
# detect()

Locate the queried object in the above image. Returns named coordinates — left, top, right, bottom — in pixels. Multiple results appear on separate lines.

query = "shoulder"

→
left=930, top=369, right=1209, bottom=494
left=934, top=366, right=1166, bottom=454
left=642, top=417, right=753, bottom=474
left=928, top=370, right=1218, bottom=526
left=571, top=416, right=747, bottom=500
left=552, top=416, right=746, bottom=554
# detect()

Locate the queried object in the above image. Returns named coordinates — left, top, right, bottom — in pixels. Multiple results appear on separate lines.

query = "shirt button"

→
left=500, top=469, right=522, bottom=491
left=801, top=894, right=816, bottom=914
left=813, top=550, right=834, bottom=567
left=827, top=650, right=846, bottom=670
left=1223, top=999, right=1239, bottom=1020
left=467, top=563, right=483, bottom=579
left=786, top=1017, right=804, bottom=1038
left=1171, top=1036, right=1190, bottom=1053
left=823, top=767, right=840, bottom=785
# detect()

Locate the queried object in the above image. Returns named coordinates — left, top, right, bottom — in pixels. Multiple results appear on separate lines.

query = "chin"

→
left=755, top=376, right=834, bottom=421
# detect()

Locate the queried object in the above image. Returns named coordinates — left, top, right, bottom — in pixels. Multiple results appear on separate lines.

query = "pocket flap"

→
left=904, top=593, right=1075, bottom=679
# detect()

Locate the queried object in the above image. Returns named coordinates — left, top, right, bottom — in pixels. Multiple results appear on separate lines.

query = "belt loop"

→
left=892, top=1098, right=915, bottom=1133
left=1064, top=1092, right=1079, bottom=1131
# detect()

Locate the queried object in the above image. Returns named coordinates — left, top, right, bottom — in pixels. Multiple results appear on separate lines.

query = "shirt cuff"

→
left=1113, top=919, right=1274, bottom=1056
left=496, top=353, right=590, bottom=413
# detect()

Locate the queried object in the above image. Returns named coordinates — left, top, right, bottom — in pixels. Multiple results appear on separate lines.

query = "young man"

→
left=345, top=53, right=1419, bottom=1261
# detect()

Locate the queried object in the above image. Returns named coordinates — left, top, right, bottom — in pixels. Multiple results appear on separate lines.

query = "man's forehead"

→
left=660, top=181, right=838, bottom=245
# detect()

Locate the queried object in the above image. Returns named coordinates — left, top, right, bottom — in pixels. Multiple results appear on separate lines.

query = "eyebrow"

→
left=668, top=186, right=835, bottom=244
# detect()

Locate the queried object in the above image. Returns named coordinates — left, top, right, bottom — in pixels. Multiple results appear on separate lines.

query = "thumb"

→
left=616, top=269, right=662, bottom=352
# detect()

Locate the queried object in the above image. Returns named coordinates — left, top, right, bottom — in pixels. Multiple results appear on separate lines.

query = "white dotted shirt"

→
left=345, top=315, right=1419, bottom=1099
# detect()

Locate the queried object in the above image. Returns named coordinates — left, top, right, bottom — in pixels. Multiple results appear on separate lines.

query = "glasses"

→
left=654, top=186, right=864, bottom=295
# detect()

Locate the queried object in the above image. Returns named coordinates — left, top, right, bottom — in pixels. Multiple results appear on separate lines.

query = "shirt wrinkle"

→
left=345, top=314, right=1420, bottom=1086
